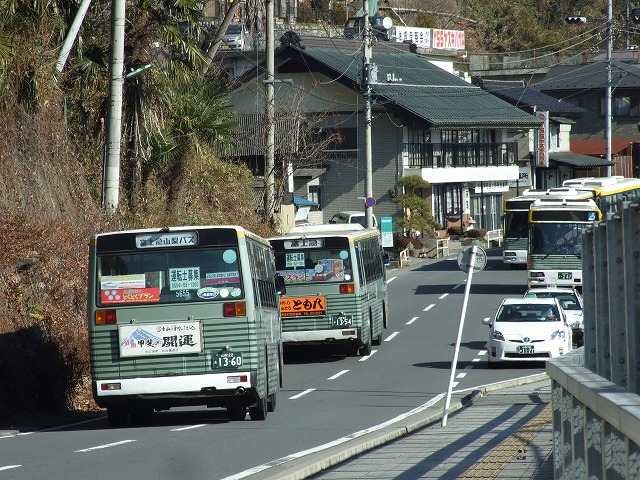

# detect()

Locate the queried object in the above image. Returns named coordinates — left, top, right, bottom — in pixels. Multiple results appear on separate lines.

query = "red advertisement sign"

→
left=101, top=287, right=161, bottom=304
left=432, top=29, right=465, bottom=50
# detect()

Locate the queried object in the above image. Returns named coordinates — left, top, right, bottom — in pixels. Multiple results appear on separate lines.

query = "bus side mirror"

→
left=274, top=274, right=286, bottom=295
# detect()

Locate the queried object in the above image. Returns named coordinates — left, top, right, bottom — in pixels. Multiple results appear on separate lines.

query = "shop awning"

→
left=293, top=197, right=318, bottom=206
left=549, top=152, right=615, bottom=169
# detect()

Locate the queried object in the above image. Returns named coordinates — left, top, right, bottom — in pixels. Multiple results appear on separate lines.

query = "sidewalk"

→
left=244, top=374, right=553, bottom=480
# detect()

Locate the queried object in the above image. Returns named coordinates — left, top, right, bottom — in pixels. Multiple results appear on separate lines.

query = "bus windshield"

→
left=529, top=223, right=586, bottom=256
left=274, top=241, right=352, bottom=285
left=97, top=247, right=243, bottom=305
left=504, top=210, right=528, bottom=239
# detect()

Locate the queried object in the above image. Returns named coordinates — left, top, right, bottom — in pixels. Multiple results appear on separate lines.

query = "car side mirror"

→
left=482, top=317, right=493, bottom=326
left=274, top=273, right=286, bottom=295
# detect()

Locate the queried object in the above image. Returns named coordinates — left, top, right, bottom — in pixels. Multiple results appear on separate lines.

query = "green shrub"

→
left=447, top=226, right=462, bottom=236
left=465, top=228, right=487, bottom=239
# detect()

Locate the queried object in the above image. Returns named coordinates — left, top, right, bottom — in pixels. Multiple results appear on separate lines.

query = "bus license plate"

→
left=213, top=351, right=243, bottom=369
left=558, top=272, right=572, bottom=280
left=331, top=314, right=353, bottom=328
left=517, top=345, right=534, bottom=354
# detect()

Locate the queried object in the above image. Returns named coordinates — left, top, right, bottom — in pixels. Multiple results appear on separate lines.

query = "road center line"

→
left=289, top=389, right=316, bottom=400
left=75, top=440, right=136, bottom=453
left=384, top=332, right=399, bottom=342
left=327, top=370, right=349, bottom=380
left=359, top=350, right=378, bottom=361
left=439, top=293, right=449, bottom=299
left=171, top=424, right=207, bottom=432
left=423, top=304, right=435, bottom=312
left=406, top=316, right=419, bottom=325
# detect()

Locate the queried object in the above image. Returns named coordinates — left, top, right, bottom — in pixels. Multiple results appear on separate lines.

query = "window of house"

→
left=308, top=185, right=321, bottom=210
left=600, top=97, right=636, bottom=117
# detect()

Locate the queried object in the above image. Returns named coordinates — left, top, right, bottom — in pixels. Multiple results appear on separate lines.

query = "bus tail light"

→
left=340, top=283, right=355, bottom=294
left=100, top=382, right=121, bottom=391
left=227, top=375, right=248, bottom=383
left=224, top=302, right=247, bottom=317
left=95, top=309, right=117, bottom=325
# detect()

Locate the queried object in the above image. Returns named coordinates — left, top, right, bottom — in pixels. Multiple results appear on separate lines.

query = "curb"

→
left=236, top=373, right=550, bottom=480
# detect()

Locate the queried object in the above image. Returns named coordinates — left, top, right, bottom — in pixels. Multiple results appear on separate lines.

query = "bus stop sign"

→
left=457, top=245, right=487, bottom=274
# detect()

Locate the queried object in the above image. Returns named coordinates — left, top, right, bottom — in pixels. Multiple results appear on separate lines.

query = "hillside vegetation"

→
left=0, top=0, right=613, bottom=425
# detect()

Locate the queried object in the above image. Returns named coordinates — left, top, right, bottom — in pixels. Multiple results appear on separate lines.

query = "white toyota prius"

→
left=483, top=297, right=573, bottom=368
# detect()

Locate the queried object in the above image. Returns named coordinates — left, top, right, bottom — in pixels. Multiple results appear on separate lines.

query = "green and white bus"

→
left=87, top=225, right=285, bottom=426
left=268, top=224, right=389, bottom=356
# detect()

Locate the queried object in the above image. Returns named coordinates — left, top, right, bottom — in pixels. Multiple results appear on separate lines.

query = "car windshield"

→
left=496, top=303, right=561, bottom=322
left=524, top=291, right=580, bottom=310
left=226, top=25, right=242, bottom=34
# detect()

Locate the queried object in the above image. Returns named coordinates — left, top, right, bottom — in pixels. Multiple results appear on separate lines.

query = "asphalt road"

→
left=0, top=248, right=544, bottom=480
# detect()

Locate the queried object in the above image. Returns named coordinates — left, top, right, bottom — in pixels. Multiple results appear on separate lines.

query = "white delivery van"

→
left=329, top=211, right=378, bottom=228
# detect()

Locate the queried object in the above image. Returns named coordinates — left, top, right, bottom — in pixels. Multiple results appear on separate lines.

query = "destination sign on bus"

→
left=280, top=295, right=326, bottom=317
left=531, top=210, right=599, bottom=222
left=284, top=238, right=324, bottom=249
left=136, top=231, right=198, bottom=249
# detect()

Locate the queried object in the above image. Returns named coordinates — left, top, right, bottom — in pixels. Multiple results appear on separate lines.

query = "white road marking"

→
left=451, top=381, right=459, bottom=388
left=327, top=370, right=349, bottom=380
left=384, top=332, right=399, bottom=342
left=423, top=304, right=435, bottom=312
left=456, top=372, right=467, bottom=379
left=478, top=350, right=487, bottom=356
left=471, top=358, right=481, bottom=363
left=170, top=424, right=207, bottom=432
left=464, top=365, right=474, bottom=370
left=289, top=389, right=316, bottom=400
left=0, top=466, right=21, bottom=472
left=386, top=276, right=397, bottom=284
left=358, top=350, right=378, bottom=361
left=452, top=284, right=463, bottom=290
left=75, top=440, right=136, bottom=453
left=406, top=316, right=419, bottom=325
left=439, top=293, right=449, bottom=299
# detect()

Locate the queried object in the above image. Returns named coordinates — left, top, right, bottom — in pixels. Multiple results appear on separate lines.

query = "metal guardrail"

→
left=547, top=199, right=640, bottom=479
left=485, top=229, right=502, bottom=247
left=398, top=247, right=410, bottom=268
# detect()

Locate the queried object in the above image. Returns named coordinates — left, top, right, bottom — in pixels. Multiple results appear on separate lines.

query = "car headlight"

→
left=550, top=330, right=565, bottom=341
left=491, top=330, right=505, bottom=341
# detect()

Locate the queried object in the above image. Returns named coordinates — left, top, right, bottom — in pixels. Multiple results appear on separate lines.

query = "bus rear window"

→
left=274, top=248, right=352, bottom=284
left=97, top=248, right=243, bottom=305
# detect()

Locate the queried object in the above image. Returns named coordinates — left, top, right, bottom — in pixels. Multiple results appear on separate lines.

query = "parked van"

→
left=329, top=211, right=378, bottom=228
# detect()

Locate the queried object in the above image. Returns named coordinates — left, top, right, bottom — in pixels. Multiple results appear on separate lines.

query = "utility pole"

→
left=363, top=0, right=374, bottom=229
left=606, top=0, right=613, bottom=176
left=102, top=0, right=125, bottom=213
left=264, top=0, right=275, bottom=224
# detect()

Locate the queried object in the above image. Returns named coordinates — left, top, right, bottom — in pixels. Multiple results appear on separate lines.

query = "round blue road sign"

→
left=365, top=197, right=376, bottom=207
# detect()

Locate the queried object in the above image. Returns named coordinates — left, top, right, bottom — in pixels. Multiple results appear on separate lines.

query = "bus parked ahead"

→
left=268, top=224, right=389, bottom=356
left=87, top=225, right=285, bottom=426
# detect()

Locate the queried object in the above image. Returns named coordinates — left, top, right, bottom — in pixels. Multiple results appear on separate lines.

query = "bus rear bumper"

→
left=93, top=371, right=253, bottom=403
left=282, top=328, right=359, bottom=344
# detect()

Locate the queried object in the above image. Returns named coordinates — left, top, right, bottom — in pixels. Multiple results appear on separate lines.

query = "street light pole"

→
left=264, top=0, right=275, bottom=224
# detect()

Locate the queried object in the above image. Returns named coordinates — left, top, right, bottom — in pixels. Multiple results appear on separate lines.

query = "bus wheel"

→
left=227, top=406, right=246, bottom=421
left=267, top=392, right=277, bottom=412
left=359, top=317, right=372, bottom=356
left=249, top=397, right=268, bottom=420
left=130, top=405, right=153, bottom=425
left=107, top=407, right=128, bottom=427
left=373, top=308, right=383, bottom=346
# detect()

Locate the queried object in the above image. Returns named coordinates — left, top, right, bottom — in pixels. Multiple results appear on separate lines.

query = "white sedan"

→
left=483, top=297, right=572, bottom=368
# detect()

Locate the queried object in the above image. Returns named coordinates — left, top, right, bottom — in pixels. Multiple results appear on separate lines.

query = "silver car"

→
left=523, top=287, right=584, bottom=347
left=222, top=24, right=249, bottom=51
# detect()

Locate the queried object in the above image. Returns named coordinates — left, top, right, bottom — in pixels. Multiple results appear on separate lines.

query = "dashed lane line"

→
left=406, top=316, right=419, bottom=325
left=289, top=389, right=316, bottom=400
left=75, top=440, right=136, bottom=453
left=327, top=370, right=349, bottom=380
left=384, top=332, right=399, bottom=342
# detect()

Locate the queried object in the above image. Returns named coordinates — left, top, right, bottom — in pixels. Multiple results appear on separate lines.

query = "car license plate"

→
left=517, top=345, right=534, bottom=354
left=331, top=314, right=353, bottom=328
left=558, top=272, right=572, bottom=280
left=213, top=351, right=243, bottom=369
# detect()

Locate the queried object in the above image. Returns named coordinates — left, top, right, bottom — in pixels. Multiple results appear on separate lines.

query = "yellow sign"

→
left=280, top=296, right=326, bottom=317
